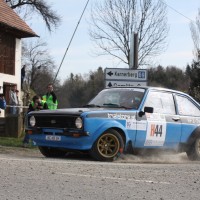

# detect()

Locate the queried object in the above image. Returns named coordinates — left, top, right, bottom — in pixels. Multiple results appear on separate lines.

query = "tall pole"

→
left=53, top=0, right=90, bottom=84
left=129, top=33, right=134, bottom=69
left=133, top=33, right=138, bottom=69
left=129, top=32, right=138, bottom=69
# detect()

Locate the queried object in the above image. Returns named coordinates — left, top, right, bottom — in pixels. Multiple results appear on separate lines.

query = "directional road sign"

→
left=105, top=68, right=147, bottom=88
left=105, top=68, right=147, bottom=81
left=105, top=80, right=147, bottom=88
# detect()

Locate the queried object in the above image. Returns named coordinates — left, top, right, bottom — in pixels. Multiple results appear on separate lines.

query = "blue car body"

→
left=25, top=87, right=200, bottom=161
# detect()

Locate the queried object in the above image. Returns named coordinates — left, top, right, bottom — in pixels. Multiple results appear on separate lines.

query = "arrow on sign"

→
left=107, top=71, right=113, bottom=76
left=107, top=82, right=112, bottom=87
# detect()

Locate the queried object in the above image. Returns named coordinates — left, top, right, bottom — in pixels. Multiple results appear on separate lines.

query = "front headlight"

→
left=29, top=116, right=36, bottom=127
left=75, top=117, right=82, bottom=129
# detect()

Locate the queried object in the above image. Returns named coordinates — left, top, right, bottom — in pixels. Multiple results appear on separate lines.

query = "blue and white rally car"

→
left=25, top=87, right=200, bottom=161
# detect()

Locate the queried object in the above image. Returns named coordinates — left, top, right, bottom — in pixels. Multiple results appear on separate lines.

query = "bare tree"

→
left=89, top=0, right=169, bottom=67
left=22, top=39, right=57, bottom=91
left=5, top=0, right=61, bottom=32
left=190, top=9, right=200, bottom=61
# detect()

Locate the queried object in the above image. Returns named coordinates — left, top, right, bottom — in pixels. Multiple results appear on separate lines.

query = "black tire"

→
left=38, top=146, right=67, bottom=158
left=90, top=129, right=124, bottom=161
left=186, top=136, right=200, bottom=161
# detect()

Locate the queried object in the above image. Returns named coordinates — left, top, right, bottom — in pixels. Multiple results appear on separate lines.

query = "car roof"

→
left=105, top=86, right=186, bottom=95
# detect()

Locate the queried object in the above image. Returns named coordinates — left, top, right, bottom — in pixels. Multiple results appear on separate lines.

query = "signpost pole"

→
left=133, top=33, right=138, bottom=69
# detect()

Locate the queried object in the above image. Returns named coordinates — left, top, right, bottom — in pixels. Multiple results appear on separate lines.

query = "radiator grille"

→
left=29, top=115, right=79, bottom=129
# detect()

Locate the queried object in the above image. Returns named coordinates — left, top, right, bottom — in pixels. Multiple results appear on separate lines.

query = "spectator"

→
left=21, top=65, right=26, bottom=89
left=0, top=94, right=6, bottom=110
left=42, top=83, right=58, bottom=110
left=22, top=95, right=48, bottom=147
left=9, top=85, right=18, bottom=115
left=16, top=90, right=23, bottom=114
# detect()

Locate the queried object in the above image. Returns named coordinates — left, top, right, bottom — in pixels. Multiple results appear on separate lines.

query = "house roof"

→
left=0, top=0, right=38, bottom=38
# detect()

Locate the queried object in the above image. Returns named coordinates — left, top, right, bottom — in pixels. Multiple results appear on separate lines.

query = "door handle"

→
left=172, top=117, right=180, bottom=121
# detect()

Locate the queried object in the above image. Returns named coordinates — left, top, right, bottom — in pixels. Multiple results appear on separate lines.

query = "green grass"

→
left=0, top=137, right=36, bottom=148
left=0, top=137, right=23, bottom=147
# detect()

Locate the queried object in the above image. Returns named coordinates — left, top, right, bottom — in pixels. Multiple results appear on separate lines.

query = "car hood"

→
left=28, top=107, right=131, bottom=116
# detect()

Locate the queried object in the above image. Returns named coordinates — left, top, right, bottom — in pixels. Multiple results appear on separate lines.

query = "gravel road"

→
left=0, top=146, right=199, bottom=200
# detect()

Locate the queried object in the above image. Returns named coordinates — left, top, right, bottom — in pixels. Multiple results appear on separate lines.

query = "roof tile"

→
left=0, top=0, right=38, bottom=37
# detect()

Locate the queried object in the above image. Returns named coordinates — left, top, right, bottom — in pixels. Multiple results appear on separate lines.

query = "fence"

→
left=0, top=105, right=28, bottom=138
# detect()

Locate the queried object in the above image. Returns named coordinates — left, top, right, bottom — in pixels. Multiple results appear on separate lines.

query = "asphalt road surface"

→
left=0, top=147, right=199, bottom=200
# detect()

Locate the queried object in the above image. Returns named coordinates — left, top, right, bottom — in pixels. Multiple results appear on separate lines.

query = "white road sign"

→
left=105, top=68, right=147, bottom=88
left=105, top=68, right=147, bottom=81
left=105, top=80, right=147, bottom=88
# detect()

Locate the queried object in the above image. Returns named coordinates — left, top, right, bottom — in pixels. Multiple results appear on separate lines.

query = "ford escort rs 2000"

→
left=25, top=87, right=200, bottom=161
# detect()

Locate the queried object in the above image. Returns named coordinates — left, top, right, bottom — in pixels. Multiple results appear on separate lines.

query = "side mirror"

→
left=144, top=106, right=153, bottom=113
left=138, top=106, right=154, bottom=117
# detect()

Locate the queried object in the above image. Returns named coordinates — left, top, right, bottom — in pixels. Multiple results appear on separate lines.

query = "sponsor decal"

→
left=144, top=113, right=167, bottom=146
left=126, top=119, right=147, bottom=131
left=126, top=118, right=136, bottom=130
left=144, top=122, right=166, bottom=146
left=187, top=118, right=200, bottom=124
left=108, top=113, right=135, bottom=120
left=108, top=113, right=138, bottom=130
left=136, top=121, right=147, bottom=131
left=107, top=113, right=146, bottom=131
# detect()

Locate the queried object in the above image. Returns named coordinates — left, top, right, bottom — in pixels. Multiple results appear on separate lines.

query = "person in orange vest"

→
left=42, top=83, right=58, bottom=110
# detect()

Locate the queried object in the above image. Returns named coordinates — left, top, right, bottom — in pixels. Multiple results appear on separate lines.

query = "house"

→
left=0, top=0, right=38, bottom=118
left=0, top=0, right=38, bottom=137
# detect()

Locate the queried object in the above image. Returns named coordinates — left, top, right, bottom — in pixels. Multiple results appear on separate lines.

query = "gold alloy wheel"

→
left=97, top=133, right=120, bottom=158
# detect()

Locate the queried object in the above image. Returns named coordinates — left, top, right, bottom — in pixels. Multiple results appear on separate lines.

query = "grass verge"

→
left=0, top=137, right=35, bottom=148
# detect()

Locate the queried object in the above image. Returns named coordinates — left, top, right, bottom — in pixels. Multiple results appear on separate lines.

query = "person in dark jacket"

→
left=0, top=94, right=6, bottom=110
left=28, top=95, right=48, bottom=112
left=21, top=65, right=26, bottom=89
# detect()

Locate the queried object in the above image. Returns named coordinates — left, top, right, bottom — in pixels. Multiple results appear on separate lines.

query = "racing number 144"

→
left=150, top=124, right=163, bottom=137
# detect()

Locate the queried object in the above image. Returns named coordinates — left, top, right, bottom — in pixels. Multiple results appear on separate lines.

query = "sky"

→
left=26, top=0, right=200, bottom=81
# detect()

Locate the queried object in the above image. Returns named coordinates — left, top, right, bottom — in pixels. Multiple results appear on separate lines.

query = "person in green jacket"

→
left=42, top=83, right=58, bottom=110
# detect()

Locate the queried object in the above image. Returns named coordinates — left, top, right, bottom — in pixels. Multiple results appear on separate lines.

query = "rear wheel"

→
left=186, top=136, right=200, bottom=161
left=38, top=146, right=67, bottom=158
left=90, top=129, right=124, bottom=161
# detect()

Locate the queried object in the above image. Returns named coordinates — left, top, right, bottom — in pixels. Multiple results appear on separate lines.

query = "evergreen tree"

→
left=186, top=61, right=200, bottom=102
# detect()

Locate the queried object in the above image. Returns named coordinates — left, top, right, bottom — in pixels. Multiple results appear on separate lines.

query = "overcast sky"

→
left=26, top=0, right=200, bottom=81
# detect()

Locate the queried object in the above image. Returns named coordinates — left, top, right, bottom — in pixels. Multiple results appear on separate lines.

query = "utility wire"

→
left=160, top=0, right=195, bottom=23
left=53, top=0, right=90, bottom=84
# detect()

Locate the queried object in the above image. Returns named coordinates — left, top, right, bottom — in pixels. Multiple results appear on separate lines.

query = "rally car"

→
left=25, top=87, right=200, bottom=161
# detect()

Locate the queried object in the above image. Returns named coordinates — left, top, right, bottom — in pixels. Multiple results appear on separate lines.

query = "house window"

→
left=0, top=32, right=15, bottom=75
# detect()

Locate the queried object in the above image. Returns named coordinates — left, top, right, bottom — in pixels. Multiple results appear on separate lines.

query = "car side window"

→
left=175, top=95, right=200, bottom=116
left=144, top=91, right=175, bottom=115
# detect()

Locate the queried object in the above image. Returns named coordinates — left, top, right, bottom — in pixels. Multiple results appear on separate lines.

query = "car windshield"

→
left=88, top=88, right=145, bottom=109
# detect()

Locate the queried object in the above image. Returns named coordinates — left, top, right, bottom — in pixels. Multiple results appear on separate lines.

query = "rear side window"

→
left=175, top=95, right=200, bottom=116
left=144, top=91, right=175, bottom=115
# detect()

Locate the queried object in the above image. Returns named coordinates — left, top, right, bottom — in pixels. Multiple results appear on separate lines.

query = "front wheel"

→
left=90, top=129, right=124, bottom=161
left=38, top=146, right=67, bottom=158
left=186, top=136, right=200, bottom=161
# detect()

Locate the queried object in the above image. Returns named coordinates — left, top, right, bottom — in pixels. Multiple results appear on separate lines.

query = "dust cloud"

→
left=116, top=152, right=190, bottom=164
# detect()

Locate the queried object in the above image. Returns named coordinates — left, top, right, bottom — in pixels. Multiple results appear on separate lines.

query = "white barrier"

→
left=6, top=105, right=29, bottom=108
